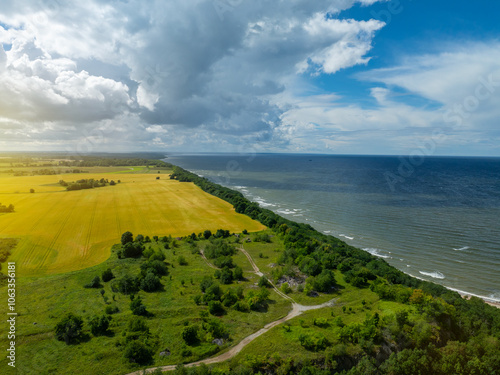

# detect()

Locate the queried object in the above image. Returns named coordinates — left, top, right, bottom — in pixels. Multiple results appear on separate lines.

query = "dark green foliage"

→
left=299, top=256, right=321, bottom=276
left=130, top=296, right=148, bottom=316
left=221, top=289, right=239, bottom=307
left=200, top=276, right=214, bottom=293
left=204, top=283, right=222, bottom=303
left=105, top=305, right=119, bottom=315
left=121, top=241, right=144, bottom=258
left=114, top=274, right=139, bottom=295
left=220, top=267, right=233, bottom=284
left=208, top=301, right=224, bottom=315
left=312, top=269, right=336, bottom=292
left=178, top=255, right=188, bottom=266
left=182, top=325, right=199, bottom=345
left=88, top=314, right=111, bottom=336
left=54, top=313, right=84, bottom=345
left=298, top=332, right=329, bottom=351
left=258, top=276, right=270, bottom=288
left=135, top=234, right=144, bottom=243
left=233, top=266, right=244, bottom=280
left=203, top=230, right=212, bottom=239
left=140, top=272, right=162, bottom=292
left=101, top=268, right=114, bottom=282
left=84, top=275, right=101, bottom=288
left=121, top=231, right=133, bottom=246
left=140, top=260, right=168, bottom=276
left=214, top=229, right=230, bottom=238
left=213, top=256, right=233, bottom=269
left=123, top=340, right=153, bottom=365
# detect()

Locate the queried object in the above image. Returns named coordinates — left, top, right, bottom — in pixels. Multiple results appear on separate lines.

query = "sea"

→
left=165, top=153, right=500, bottom=302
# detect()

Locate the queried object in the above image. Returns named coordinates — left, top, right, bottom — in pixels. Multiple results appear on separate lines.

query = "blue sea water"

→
left=165, top=153, right=500, bottom=302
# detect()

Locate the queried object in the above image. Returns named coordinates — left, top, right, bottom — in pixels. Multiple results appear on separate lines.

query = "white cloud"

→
left=0, top=0, right=389, bottom=151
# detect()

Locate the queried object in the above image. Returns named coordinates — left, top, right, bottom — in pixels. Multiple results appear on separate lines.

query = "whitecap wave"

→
left=419, top=271, right=445, bottom=279
left=323, top=230, right=331, bottom=234
left=363, top=248, right=391, bottom=259
left=339, top=234, right=354, bottom=240
left=453, top=246, right=470, bottom=251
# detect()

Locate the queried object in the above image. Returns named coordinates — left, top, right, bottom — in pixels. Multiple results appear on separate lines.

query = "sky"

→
left=0, top=0, right=499, bottom=156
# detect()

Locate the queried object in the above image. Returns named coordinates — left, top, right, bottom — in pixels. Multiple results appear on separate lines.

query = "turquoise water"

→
left=166, top=153, right=500, bottom=301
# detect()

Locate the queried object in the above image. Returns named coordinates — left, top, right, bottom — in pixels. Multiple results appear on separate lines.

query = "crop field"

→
left=0, top=171, right=265, bottom=276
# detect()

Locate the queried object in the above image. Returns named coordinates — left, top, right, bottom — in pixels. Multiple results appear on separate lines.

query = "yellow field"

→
left=0, top=172, right=265, bottom=276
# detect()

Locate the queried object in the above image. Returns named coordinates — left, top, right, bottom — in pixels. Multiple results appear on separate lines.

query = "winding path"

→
left=124, top=246, right=336, bottom=375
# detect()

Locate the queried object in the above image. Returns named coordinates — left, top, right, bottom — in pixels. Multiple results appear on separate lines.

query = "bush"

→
left=121, top=231, right=133, bottom=246
left=208, top=301, right=224, bottom=315
left=130, top=296, right=148, bottom=316
left=178, top=255, right=188, bottom=266
left=84, top=276, right=101, bottom=288
left=140, top=273, right=162, bottom=292
left=135, top=234, right=144, bottom=242
left=281, top=282, right=291, bottom=294
left=123, top=340, right=153, bottom=365
left=233, top=266, right=243, bottom=280
left=182, top=325, right=199, bottom=345
left=258, top=276, right=270, bottom=288
left=101, top=268, right=114, bottom=282
left=88, top=314, right=111, bottom=336
left=105, top=305, right=119, bottom=315
left=141, top=260, right=168, bottom=276
left=220, top=268, right=233, bottom=284
left=234, top=300, right=250, bottom=312
left=122, top=242, right=144, bottom=258
left=55, top=313, right=84, bottom=345
left=115, top=274, right=139, bottom=295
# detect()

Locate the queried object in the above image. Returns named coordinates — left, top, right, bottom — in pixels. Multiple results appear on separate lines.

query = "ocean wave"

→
left=339, top=234, right=354, bottom=240
left=323, top=230, right=331, bottom=234
left=419, top=271, right=445, bottom=279
left=453, top=246, right=470, bottom=251
left=363, top=248, right=391, bottom=259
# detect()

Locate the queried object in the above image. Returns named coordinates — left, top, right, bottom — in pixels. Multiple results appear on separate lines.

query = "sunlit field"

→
left=0, top=171, right=265, bottom=276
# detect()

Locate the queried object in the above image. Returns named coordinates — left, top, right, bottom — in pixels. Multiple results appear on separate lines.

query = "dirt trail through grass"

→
left=125, top=246, right=336, bottom=375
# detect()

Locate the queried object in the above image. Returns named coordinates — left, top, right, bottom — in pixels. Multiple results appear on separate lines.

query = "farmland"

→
left=0, top=170, right=265, bottom=276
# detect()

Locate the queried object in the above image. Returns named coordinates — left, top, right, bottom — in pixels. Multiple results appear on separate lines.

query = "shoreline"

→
left=169, top=161, right=500, bottom=310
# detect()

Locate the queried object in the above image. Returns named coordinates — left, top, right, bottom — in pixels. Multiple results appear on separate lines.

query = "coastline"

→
left=168, top=161, right=500, bottom=310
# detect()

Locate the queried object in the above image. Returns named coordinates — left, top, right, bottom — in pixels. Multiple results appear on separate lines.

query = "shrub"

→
left=115, top=274, right=139, bottom=295
left=84, top=276, right=101, bottom=288
left=101, top=268, right=114, bottom=282
left=55, top=313, right=84, bottom=345
left=140, top=273, right=162, bottom=292
left=121, top=231, right=133, bottom=246
left=233, top=266, right=243, bottom=280
left=123, top=340, right=153, bottom=365
left=105, top=305, right=119, bottom=314
left=88, top=314, right=111, bottom=336
left=208, top=301, right=224, bottom=315
left=130, top=296, right=148, bottom=316
left=220, top=268, right=233, bottom=284
left=178, top=255, right=188, bottom=266
left=122, top=242, right=144, bottom=258
left=258, top=276, right=270, bottom=288
left=182, top=325, right=199, bottom=345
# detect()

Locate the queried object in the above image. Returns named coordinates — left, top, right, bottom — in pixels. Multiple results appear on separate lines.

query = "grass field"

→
left=0, top=171, right=265, bottom=276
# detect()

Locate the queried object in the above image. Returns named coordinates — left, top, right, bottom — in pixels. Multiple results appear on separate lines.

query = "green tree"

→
left=88, top=314, right=111, bottom=336
left=121, top=231, right=133, bottom=246
left=140, top=273, right=162, bottom=292
left=181, top=325, right=199, bottom=345
left=84, top=275, right=101, bottom=288
left=203, top=230, right=212, bottom=239
left=233, top=266, right=244, bottom=280
left=55, top=313, right=84, bottom=345
left=101, top=268, right=114, bottom=282
left=130, top=296, right=148, bottom=316
left=123, top=340, right=153, bottom=365
left=208, top=301, right=224, bottom=315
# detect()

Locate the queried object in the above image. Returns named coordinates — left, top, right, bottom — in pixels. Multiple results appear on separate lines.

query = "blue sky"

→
left=0, top=0, right=499, bottom=155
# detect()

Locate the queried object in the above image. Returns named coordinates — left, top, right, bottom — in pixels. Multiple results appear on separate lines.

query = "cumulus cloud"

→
left=0, top=0, right=386, bottom=150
